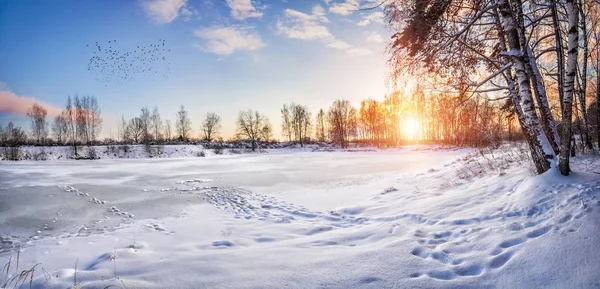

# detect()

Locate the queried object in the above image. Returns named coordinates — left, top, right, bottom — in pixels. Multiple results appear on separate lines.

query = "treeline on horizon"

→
left=3, top=86, right=598, bottom=157
left=2, top=89, right=600, bottom=154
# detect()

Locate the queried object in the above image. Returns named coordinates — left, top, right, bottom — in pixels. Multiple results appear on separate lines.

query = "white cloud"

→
left=194, top=25, right=265, bottom=55
left=329, top=0, right=359, bottom=16
left=141, top=0, right=187, bottom=24
left=325, top=38, right=352, bottom=50
left=276, top=9, right=330, bottom=40
left=226, top=0, right=263, bottom=20
left=180, top=7, right=199, bottom=21
left=366, top=31, right=384, bottom=43
left=276, top=8, right=372, bottom=57
left=358, top=11, right=384, bottom=26
left=311, top=5, right=329, bottom=22
left=347, top=47, right=373, bottom=56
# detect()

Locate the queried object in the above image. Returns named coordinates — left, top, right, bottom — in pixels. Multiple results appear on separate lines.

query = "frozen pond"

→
left=0, top=149, right=461, bottom=253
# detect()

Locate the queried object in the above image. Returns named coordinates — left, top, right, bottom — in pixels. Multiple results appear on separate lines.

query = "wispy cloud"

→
left=328, top=0, right=359, bottom=16
left=358, top=11, right=384, bottom=26
left=180, top=6, right=200, bottom=21
left=0, top=89, right=62, bottom=117
left=276, top=9, right=330, bottom=40
left=226, top=0, right=263, bottom=20
left=194, top=25, right=265, bottom=55
left=276, top=8, right=372, bottom=56
left=366, top=31, right=384, bottom=43
left=141, top=0, right=187, bottom=24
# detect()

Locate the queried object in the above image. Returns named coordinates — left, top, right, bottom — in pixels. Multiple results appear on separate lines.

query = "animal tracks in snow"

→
left=407, top=180, right=600, bottom=281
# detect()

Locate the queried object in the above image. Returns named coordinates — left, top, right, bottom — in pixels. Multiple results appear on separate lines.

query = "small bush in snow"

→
left=1, top=147, right=22, bottom=161
left=197, top=151, right=206, bottom=157
left=213, top=147, right=224, bottom=155
left=229, top=149, right=242, bottom=154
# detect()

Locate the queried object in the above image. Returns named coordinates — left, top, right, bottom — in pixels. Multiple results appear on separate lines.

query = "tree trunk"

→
left=559, top=0, right=579, bottom=176
left=578, top=4, right=594, bottom=150
left=551, top=2, right=566, bottom=113
left=526, top=45, right=561, bottom=154
left=498, top=1, right=553, bottom=174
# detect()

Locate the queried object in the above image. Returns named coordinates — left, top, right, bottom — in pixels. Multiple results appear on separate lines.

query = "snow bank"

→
left=0, top=145, right=210, bottom=161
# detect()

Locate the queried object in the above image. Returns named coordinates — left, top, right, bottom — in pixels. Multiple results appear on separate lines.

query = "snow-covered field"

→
left=1, top=146, right=599, bottom=288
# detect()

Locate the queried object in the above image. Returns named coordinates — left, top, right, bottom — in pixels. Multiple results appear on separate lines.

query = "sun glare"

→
left=403, top=118, right=419, bottom=140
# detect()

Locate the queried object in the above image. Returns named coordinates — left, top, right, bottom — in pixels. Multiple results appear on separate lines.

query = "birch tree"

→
left=383, top=0, right=583, bottom=175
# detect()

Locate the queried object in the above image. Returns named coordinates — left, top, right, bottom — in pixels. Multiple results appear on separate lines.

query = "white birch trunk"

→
left=559, top=0, right=579, bottom=175
left=498, top=0, right=553, bottom=174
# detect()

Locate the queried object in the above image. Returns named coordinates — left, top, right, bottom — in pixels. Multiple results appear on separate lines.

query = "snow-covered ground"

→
left=0, top=146, right=599, bottom=288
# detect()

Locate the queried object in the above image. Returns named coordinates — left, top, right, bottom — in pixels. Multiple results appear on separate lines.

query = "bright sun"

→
left=403, top=118, right=419, bottom=140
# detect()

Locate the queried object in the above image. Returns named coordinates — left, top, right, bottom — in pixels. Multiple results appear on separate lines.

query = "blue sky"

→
left=0, top=0, right=390, bottom=139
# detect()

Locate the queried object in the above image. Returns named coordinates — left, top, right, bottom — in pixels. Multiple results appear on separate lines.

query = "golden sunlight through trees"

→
left=402, top=118, right=419, bottom=140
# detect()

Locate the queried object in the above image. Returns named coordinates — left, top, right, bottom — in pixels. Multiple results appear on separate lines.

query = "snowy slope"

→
left=0, top=146, right=598, bottom=288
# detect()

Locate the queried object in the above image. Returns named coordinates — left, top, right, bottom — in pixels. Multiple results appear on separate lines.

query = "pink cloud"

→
left=0, top=90, right=63, bottom=117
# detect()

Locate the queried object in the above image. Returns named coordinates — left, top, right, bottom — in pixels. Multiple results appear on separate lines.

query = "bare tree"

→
left=281, top=104, right=293, bottom=142
left=236, top=110, right=271, bottom=151
left=290, top=103, right=311, bottom=147
left=26, top=103, right=48, bottom=144
left=0, top=124, right=6, bottom=145
left=52, top=112, right=69, bottom=145
left=315, top=109, right=327, bottom=142
left=118, top=115, right=130, bottom=143
left=1, top=122, right=27, bottom=146
left=140, top=107, right=152, bottom=144
left=151, top=106, right=163, bottom=142
left=73, top=95, right=102, bottom=145
left=175, top=105, right=192, bottom=141
left=327, top=100, right=353, bottom=148
left=164, top=119, right=172, bottom=142
left=128, top=117, right=144, bottom=144
left=201, top=112, right=221, bottom=142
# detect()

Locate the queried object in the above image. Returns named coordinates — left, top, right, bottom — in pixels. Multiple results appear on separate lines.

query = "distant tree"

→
left=86, top=96, right=102, bottom=144
left=118, top=115, right=130, bottom=143
left=65, top=96, right=76, bottom=148
left=201, top=112, right=221, bottom=142
left=281, top=103, right=312, bottom=146
left=281, top=104, right=293, bottom=142
left=291, top=103, right=311, bottom=147
left=236, top=110, right=271, bottom=151
left=164, top=119, right=172, bottom=142
left=26, top=103, right=48, bottom=144
left=315, top=109, right=326, bottom=142
left=348, top=106, right=358, bottom=141
left=128, top=117, right=144, bottom=144
left=175, top=105, right=192, bottom=141
left=0, top=124, right=6, bottom=145
left=327, top=100, right=353, bottom=148
left=52, top=112, right=70, bottom=145
left=4, top=122, right=27, bottom=146
left=140, top=107, right=152, bottom=144
left=151, top=107, right=163, bottom=142
left=73, top=95, right=102, bottom=145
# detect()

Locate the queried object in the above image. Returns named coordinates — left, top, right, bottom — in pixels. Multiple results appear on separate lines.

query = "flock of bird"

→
left=86, top=39, right=172, bottom=86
